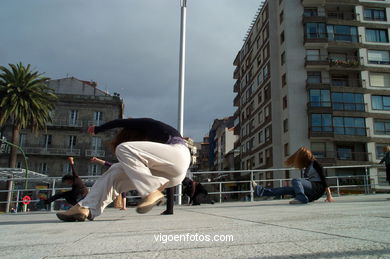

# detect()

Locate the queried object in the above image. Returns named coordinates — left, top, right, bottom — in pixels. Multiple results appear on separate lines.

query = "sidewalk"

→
left=0, top=194, right=389, bottom=259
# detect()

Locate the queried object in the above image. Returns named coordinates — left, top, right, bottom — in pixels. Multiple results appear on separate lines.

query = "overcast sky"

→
left=0, top=0, right=262, bottom=141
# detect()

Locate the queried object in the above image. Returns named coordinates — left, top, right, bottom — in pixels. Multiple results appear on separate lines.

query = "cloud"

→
left=0, top=0, right=261, bottom=141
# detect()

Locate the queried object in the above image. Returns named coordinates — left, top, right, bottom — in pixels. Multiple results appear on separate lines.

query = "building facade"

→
left=0, top=77, right=123, bottom=177
left=233, top=0, right=390, bottom=190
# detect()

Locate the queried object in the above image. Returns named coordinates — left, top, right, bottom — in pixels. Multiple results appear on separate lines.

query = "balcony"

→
left=305, top=55, right=329, bottom=67
left=88, top=120, right=105, bottom=126
left=304, top=33, right=360, bottom=45
left=307, top=102, right=367, bottom=112
left=233, top=80, right=240, bottom=93
left=314, top=151, right=371, bottom=164
left=233, top=94, right=240, bottom=107
left=85, top=149, right=106, bottom=158
left=47, top=119, right=83, bottom=128
left=329, top=56, right=361, bottom=70
left=309, top=126, right=369, bottom=138
left=20, top=147, right=81, bottom=156
left=303, top=11, right=357, bottom=23
left=233, top=67, right=240, bottom=80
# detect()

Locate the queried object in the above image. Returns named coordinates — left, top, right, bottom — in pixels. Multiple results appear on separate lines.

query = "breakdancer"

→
left=252, top=147, right=334, bottom=204
left=45, top=157, right=88, bottom=206
left=56, top=118, right=191, bottom=221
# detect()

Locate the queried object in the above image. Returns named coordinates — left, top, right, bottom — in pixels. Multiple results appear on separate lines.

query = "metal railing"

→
left=310, top=126, right=370, bottom=137
left=47, top=119, right=83, bottom=128
left=307, top=101, right=367, bottom=112
left=20, top=147, right=81, bottom=156
left=0, top=164, right=388, bottom=213
left=85, top=149, right=106, bottom=157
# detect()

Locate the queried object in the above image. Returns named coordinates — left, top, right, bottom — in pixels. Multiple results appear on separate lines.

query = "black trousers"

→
left=386, top=165, right=390, bottom=184
left=46, top=191, right=81, bottom=206
left=165, top=187, right=174, bottom=213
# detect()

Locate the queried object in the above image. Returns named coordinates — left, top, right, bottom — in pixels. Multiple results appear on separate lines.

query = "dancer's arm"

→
left=88, top=118, right=149, bottom=135
left=379, top=152, right=388, bottom=164
left=324, top=187, right=335, bottom=202
left=90, top=157, right=112, bottom=168
left=68, top=157, right=78, bottom=178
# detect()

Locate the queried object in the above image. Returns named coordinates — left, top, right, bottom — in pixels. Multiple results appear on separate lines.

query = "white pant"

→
left=79, top=142, right=190, bottom=218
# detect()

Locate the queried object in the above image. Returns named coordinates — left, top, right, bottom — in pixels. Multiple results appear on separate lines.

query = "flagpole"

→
left=177, top=0, right=187, bottom=205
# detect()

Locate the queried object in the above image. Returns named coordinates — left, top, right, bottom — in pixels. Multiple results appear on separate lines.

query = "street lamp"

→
left=177, top=0, right=187, bottom=205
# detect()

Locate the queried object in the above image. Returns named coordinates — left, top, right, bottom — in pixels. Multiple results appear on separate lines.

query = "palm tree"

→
left=0, top=63, right=57, bottom=167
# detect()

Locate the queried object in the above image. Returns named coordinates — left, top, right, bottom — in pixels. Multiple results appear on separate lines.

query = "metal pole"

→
left=250, top=171, right=254, bottom=202
left=177, top=0, right=187, bottom=206
left=219, top=182, right=222, bottom=203
left=5, top=176, right=13, bottom=213
left=15, top=190, right=20, bottom=213
left=50, top=179, right=56, bottom=212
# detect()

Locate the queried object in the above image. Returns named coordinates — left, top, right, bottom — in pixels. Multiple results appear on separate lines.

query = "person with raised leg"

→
left=56, top=118, right=191, bottom=222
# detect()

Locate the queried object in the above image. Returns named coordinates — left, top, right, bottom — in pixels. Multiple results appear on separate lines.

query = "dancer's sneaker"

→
left=289, top=199, right=305, bottom=205
left=136, top=190, right=164, bottom=214
left=160, top=210, right=173, bottom=215
left=56, top=204, right=91, bottom=222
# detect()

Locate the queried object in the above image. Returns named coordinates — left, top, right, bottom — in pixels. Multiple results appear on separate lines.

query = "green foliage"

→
left=0, top=63, right=57, bottom=132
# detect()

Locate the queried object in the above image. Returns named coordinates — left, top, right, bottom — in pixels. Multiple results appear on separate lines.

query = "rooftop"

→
left=0, top=194, right=389, bottom=258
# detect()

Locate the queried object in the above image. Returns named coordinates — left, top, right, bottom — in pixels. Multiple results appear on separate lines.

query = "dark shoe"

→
left=160, top=210, right=173, bottom=215
left=289, top=199, right=306, bottom=205
left=56, top=204, right=90, bottom=222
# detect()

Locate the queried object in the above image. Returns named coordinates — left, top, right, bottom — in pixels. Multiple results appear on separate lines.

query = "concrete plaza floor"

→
left=0, top=194, right=389, bottom=259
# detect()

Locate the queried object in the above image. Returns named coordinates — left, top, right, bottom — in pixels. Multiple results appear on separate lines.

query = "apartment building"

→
left=233, top=0, right=390, bottom=189
left=0, top=77, right=123, bottom=177
left=208, top=117, right=238, bottom=171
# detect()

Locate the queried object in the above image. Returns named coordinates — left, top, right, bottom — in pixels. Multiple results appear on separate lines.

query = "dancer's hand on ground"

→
left=87, top=126, right=96, bottom=135
left=325, top=196, right=335, bottom=203
left=68, top=157, right=74, bottom=165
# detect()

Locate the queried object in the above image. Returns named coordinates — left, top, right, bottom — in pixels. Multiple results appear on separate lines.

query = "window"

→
left=311, top=114, right=332, bottom=132
left=258, top=110, right=264, bottom=124
left=69, top=110, right=78, bottom=125
left=370, top=73, right=390, bottom=88
left=68, top=135, right=77, bottom=148
left=93, top=111, right=103, bottom=125
left=259, top=152, right=264, bottom=165
left=304, top=8, right=318, bottom=17
left=282, top=73, right=287, bottom=86
left=309, top=89, right=330, bottom=107
left=372, top=95, right=390, bottom=110
left=283, top=96, right=288, bottom=109
left=311, top=142, right=326, bottom=158
left=279, top=11, right=284, bottom=24
left=63, top=163, right=72, bottom=174
left=281, top=52, right=286, bottom=65
left=306, top=49, right=321, bottom=61
left=280, top=31, right=285, bottom=44
left=284, top=143, right=289, bottom=156
left=374, top=120, right=390, bottom=135
left=366, top=29, right=388, bottom=43
left=258, top=91, right=263, bottom=104
left=41, top=134, right=52, bottom=148
left=307, top=71, right=322, bottom=84
left=331, top=74, right=349, bottom=86
left=91, top=137, right=102, bottom=150
left=259, top=130, right=265, bottom=144
left=38, top=163, right=48, bottom=174
left=333, top=117, right=366, bottom=136
left=336, top=147, right=353, bottom=160
left=283, top=119, right=288, bottom=132
left=305, top=23, right=326, bottom=39
left=332, top=92, right=365, bottom=111
left=265, top=127, right=271, bottom=142
left=364, top=8, right=386, bottom=21
left=367, top=50, right=390, bottom=65
left=327, top=25, right=358, bottom=42
left=376, top=143, right=390, bottom=159
left=89, top=164, right=101, bottom=176
left=19, top=133, right=26, bottom=147
left=265, top=106, right=270, bottom=118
